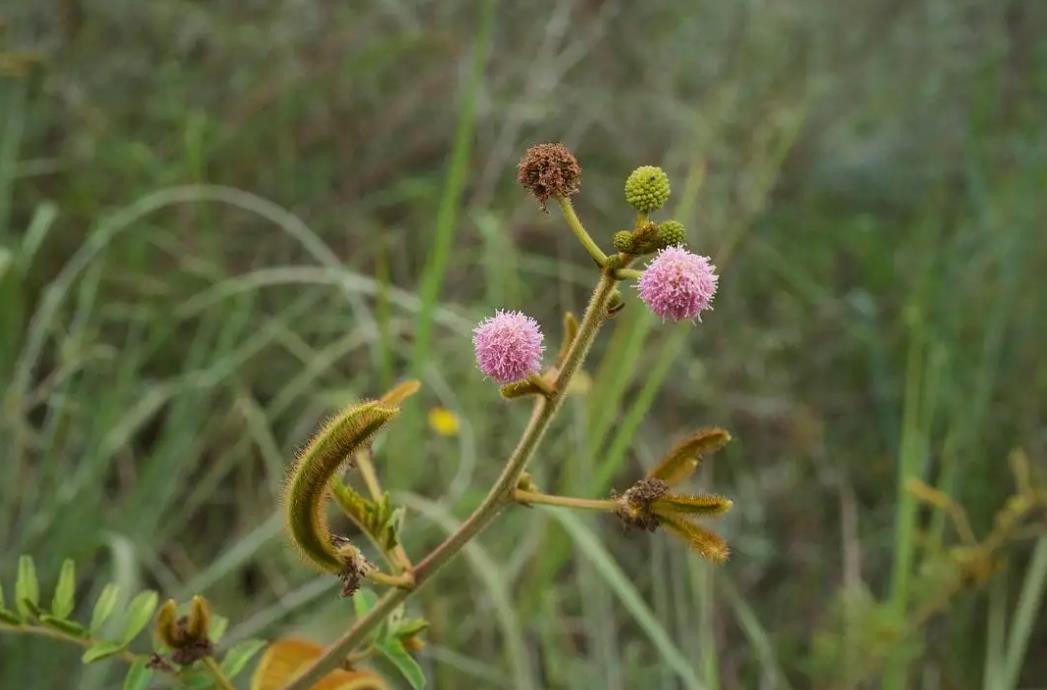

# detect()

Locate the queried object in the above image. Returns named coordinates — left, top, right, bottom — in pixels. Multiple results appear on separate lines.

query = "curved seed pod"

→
left=648, top=427, right=731, bottom=486
left=657, top=512, right=730, bottom=563
left=284, top=401, right=400, bottom=574
left=651, top=493, right=733, bottom=517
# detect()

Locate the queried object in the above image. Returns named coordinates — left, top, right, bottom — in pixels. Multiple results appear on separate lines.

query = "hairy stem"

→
left=557, top=196, right=609, bottom=266
left=281, top=271, right=619, bottom=690
left=512, top=489, right=618, bottom=512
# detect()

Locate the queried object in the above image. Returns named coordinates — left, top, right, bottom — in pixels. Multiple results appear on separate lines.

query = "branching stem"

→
left=281, top=270, right=619, bottom=690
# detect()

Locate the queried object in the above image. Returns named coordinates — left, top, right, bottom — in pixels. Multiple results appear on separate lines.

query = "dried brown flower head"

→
left=614, top=478, right=670, bottom=531
left=517, top=143, right=581, bottom=208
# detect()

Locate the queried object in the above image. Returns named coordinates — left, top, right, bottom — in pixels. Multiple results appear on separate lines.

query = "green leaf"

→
left=90, top=583, right=121, bottom=633
left=40, top=614, right=87, bottom=637
left=82, top=640, right=126, bottom=663
left=220, top=639, right=268, bottom=679
left=376, top=638, right=425, bottom=689
left=120, top=590, right=158, bottom=645
left=15, top=555, right=39, bottom=619
left=51, top=558, right=76, bottom=619
left=209, top=613, right=229, bottom=643
left=353, top=588, right=378, bottom=619
left=122, top=659, right=153, bottom=690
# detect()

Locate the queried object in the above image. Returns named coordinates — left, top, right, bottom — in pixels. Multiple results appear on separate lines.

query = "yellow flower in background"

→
left=428, top=407, right=460, bottom=437
left=567, top=370, right=593, bottom=395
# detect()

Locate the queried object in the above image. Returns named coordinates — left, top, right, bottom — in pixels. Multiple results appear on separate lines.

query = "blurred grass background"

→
left=1, top=1, right=1045, bottom=688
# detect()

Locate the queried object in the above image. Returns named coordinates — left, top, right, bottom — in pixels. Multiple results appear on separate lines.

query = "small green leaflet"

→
left=120, top=591, right=158, bottom=645
left=82, top=640, right=126, bottom=664
left=15, top=555, right=39, bottom=619
left=51, top=559, right=76, bottom=619
left=90, top=583, right=121, bottom=633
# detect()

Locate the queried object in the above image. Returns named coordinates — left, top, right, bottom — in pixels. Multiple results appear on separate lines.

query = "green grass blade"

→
left=1000, top=538, right=1047, bottom=690
left=549, top=508, right=705, bottom=690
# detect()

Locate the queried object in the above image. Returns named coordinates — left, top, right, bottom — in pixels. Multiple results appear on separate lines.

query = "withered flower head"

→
left=614, top=478, right=670, bottom=532
left=613, top=427, right=735, bottom=563
left=152, top=595, right=215, bottom=667
left=517, top=142, right=581, bottom=208
left=333, top=540, right=374, bottom=598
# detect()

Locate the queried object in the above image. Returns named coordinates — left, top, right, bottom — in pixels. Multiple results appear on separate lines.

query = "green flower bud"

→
left=656, top=220, right=686, bottom=248
left=612, top=230, right=635, bottom=254
left=624, top=165, right=670, bottom=213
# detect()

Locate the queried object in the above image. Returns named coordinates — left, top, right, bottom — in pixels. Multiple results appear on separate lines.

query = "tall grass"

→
left=2, top=2, right=1045, bottom=688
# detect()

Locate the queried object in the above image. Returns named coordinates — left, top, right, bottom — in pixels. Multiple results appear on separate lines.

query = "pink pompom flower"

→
left=473, top=310, right=545, bottom=383
left=636, top=246, right=719, bottom=321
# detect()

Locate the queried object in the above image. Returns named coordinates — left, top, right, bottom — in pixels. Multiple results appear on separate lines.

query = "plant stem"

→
left=556, top=196, right=608, bottom=266
left=512, top=489, right=618, bottom=512
left=0, top=622, right=152, bottom=669
left=614, top=268, right=642, bottom=280
left=365, top=570, right=415, bottom=589
left=281, top=270, right=619, bottom=690
left=202, top=656, right=237, bottom=690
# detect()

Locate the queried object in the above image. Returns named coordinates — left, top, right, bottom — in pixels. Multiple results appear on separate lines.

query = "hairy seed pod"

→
left=651, top=493, right=733, bottom=516
left=657, top=512, right=730, bottom=563
left=648, top=427, right=731, bottom=486
left=186, top=595, right=211, bottom=642
left=154, top=599, right=181, bottom=649
left=284, top=401, right=400, bottom=573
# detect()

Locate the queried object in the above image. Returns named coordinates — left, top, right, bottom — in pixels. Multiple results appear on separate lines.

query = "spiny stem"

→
left=202, top=656, right=237, bottom=690
left=556, top=196, right=608, bottom=266
left=280, top=271, right=619, bottom=690
left=512, top=489, right=618, bottom=512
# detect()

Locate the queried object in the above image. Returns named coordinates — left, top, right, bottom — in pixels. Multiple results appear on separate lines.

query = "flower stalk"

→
left=512, top=490, right=618, bottom=512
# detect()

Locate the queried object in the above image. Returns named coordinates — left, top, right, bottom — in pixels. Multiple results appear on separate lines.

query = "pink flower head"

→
left=637, top=246, right=719, bottom=321
left=473, top=310, right=545, bottom=384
